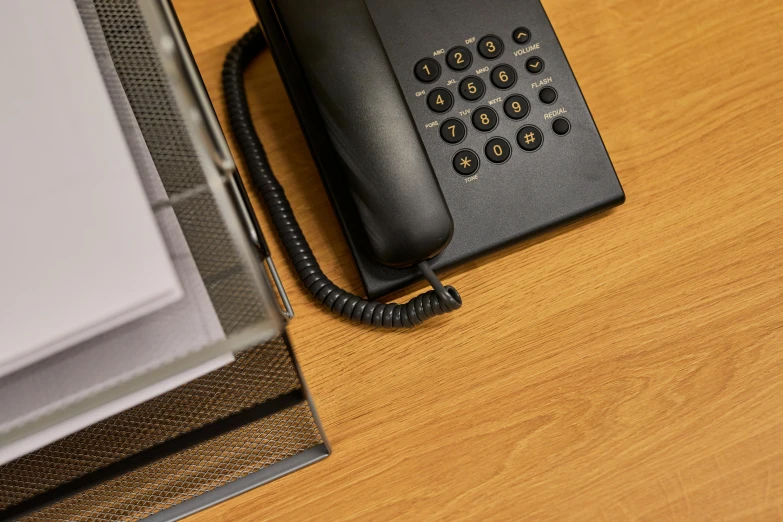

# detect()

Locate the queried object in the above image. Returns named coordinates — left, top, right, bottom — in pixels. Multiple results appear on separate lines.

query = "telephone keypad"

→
left=503, top=95, right=530, bottom=120
left=458, top=76, right=485, bottom=102
left=485, top=137, right=512, bottom=163
left=517, top=125, right=543, bottom=151
left=490, top=64, right=517, bottom=89
left=525, top=56, right=544, bottom=74
left=414, top=58, right=440, bottom=83
left=477, top=35, right=504, bottom=59
left=446, top=46, right=473, bottom=71
left=415, top=30, right=573, bottom=170
left=427, top=88, right=454, bottom=113
left=440, top=118, right=467, bottom=144
left=472, top=107, right=499, bottom=132
left=453, top=149, right=479, bottom=176
left=538, top=86, right=557, bottom=104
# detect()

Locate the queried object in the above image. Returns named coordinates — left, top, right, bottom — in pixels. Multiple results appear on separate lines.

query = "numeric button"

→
left=453, top=150, right=479, bottom=176
left=490, top=65, right=517, bottom=89
left=427, top=88, right=453, bottom=113
left=478, top=35, right=504, bottom=59
left=446, top=46, right=472, bottom=71
left=458, top=76, right=485, bottom=101
left=440, top=118, right=467, bottom=144
left=485, top=137, right=512, bottom=164
left=503, top=95, right=530, bottom=120
left=414, top=58, right=440, bottom=83
left=472, top=107, right=498, bottom=132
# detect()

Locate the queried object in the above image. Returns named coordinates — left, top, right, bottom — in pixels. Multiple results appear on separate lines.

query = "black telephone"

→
left=223, top=0, right=624, bottom=328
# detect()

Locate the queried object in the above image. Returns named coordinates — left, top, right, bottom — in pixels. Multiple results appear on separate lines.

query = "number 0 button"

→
left=427, top=88, right=453, bottom=113
left=478, top=35, right=504, bottom=59
left=446, top=46, right=472, bottom=71
left=414, top=58, right=440, bottom=83
left=485, top=137, right=512, bottom=164
left=440, top=118, right=467, bottom=144
left=459, top=76, right=485, bottom=101
left=491, top=65, right=517, bottom=89
left=453, top=150, right=479, bottom=176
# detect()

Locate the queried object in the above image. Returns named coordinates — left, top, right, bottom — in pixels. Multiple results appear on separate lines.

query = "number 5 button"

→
left=427, top=88, right=454, bottom=113
left=458, top=76, right=485, bottom=101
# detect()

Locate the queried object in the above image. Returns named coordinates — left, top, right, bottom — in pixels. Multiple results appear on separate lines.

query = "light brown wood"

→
left=172, top=0, right=783, bottom=519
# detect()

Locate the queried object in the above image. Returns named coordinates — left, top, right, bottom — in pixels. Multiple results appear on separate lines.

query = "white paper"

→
left=0, top=0, right=182, bottom=377
left=0, top=0, right=233, bottom=465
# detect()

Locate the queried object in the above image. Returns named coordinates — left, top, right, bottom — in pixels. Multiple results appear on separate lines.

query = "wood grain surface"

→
left=172, top=0, right=783, bottom=519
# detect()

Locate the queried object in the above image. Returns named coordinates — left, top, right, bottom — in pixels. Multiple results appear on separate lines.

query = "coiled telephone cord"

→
left=222, top=26, right=462, bottom=328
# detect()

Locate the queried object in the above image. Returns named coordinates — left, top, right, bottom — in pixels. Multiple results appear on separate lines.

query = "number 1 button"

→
left=414, top=58, right=440, bottom=83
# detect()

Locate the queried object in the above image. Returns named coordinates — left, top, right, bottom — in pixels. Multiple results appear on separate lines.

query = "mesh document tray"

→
left=0, top=0, right=328, bottom=519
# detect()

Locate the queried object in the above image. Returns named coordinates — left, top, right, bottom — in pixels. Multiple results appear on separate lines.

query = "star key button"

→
left=453, top=150, right=480, bottom=176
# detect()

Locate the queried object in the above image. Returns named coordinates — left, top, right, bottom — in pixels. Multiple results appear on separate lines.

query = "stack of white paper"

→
left=0, top=0, right=233, bottom=466
left=0, top=0, right=183, bottom=377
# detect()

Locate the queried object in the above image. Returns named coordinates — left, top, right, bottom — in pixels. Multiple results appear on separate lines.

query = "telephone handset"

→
left=224, top=0, right=624, bottom=327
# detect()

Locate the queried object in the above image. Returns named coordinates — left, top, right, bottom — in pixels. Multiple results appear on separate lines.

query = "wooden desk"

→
left=173, top=0, right=783, bottom=519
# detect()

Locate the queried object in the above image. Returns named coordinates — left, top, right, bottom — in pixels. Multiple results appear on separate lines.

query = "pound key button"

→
left=414, top=58, right=440, bottom=83
left=517, top=125, right=543, bottom=152
left=453, top=150, right=480, bottom=176
left=427, top=88, right=454, bottom=113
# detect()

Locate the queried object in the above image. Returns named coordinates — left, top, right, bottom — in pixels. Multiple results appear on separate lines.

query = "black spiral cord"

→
left=222, top=26, right=462, bottom=328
